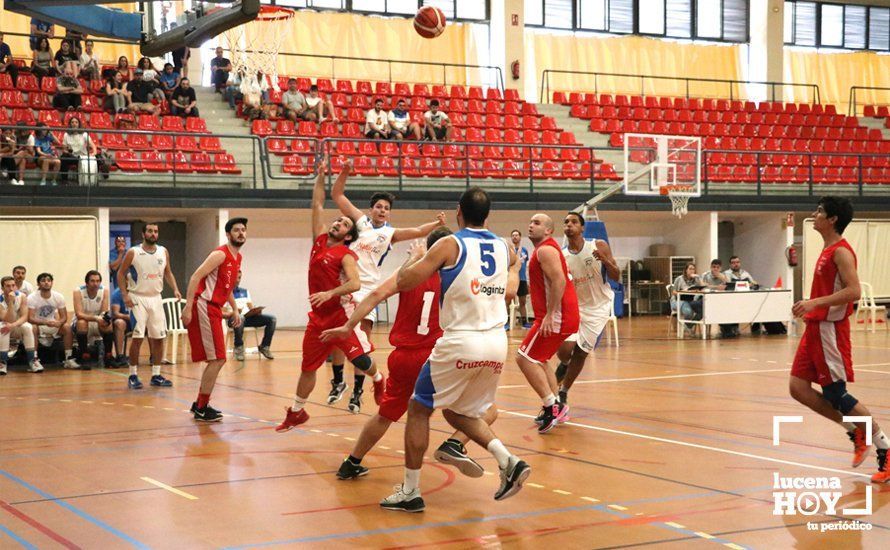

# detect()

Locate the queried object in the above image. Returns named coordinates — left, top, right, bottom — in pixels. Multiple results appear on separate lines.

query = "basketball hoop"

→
left=661, top=184, right=695, bottom=218
left=222, top=5, right=294, bottom=93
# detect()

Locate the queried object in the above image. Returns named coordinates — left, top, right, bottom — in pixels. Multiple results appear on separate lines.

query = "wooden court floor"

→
left=1, top=317, right=889, bottom=549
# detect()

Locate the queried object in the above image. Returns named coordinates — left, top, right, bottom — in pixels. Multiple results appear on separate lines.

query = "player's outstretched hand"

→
left=341, top=157, right=353, bottom=174
left=408, top=239, right=427, bottom=260
left=320, top=325, right=349, bottom=343
left=435, top=211, right=446, bottom=226
left=309, top=291, right=333, bottom=308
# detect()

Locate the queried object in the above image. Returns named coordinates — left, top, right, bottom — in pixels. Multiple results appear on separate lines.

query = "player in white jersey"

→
left=72, top=270, right=113, bottom=367
left=12, top=266, right=34, bottom=296
left=380, top=186, right=530, bottom=513
left=328, top=168, right=445, bottom=411
left=117, top=223, right=181, bottom=390
left=28, top=272, right=79, bottom=369
left=555, top=212, right=621, bottom=406
left=1, top=275, right=42, bottom=374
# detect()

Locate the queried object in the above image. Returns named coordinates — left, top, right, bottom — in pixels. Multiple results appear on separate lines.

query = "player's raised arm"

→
left=397, top=236, right=457, bottom=291
left=311, top=160, right=329, bottom=239
left=391, top=212, right=446, bottom=243
left=594, top=240, right=621, bottom=280
left=320, top=272, right=399, bottom=343
left=181, top=250, right=226, bottom=326
left=330, top=158, right=364, bottom=222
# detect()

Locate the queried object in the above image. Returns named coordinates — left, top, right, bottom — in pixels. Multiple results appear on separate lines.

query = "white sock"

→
left=292, top=395, right=307, bottom=412
left=543, top=394, right=557, bottom=407
left=129, top=364, right=138, bottom=376
left=65, top=349, right=73, bottom=359
left=841, top=421, right=857, bottom=432
left=372, top=371, right=382, bottom=382
left=151, top=365, right=161, bottom=376
left=487, top=439, right=511, bottom=469
left=403, top=468, right=421, bottom=493
left=874, top=430, right=890, bottom=450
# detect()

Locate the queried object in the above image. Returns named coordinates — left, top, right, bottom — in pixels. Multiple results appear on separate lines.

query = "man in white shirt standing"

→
left=1, top=275, right=42, bottom=374
left=28, top=272, right=78, bottom=369
left=365, top=98, right=390, bottom=140
left=423, top=99, right=452, bottom=142
left=117, top=223, right=181, bottom=390
left=73, top=270, right=113, bottom=367
left=12, top=265, right=34, bottom=296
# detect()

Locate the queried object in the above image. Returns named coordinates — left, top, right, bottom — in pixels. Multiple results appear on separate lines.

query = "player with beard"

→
left=181, top=217, right=247, bottom=422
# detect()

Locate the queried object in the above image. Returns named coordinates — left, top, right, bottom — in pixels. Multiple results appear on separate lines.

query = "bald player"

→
left=516, top=214, right=579, bottom=434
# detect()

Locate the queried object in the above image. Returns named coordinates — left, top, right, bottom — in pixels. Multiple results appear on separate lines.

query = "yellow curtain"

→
left=528, top=32, right=742, bottom=101
left=224, top=10, right=477, bottom=87
left=0, top=4, right=140, bottom=68
left=784, top=48, right=890, bottom=113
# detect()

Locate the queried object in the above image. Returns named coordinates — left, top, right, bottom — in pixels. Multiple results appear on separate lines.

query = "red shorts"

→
left=791, top=319, right=854, bottom=387
left=301, top=315, right=374, bottom=372
left=378, top=347, right=432, bottom=422
left=518, top=320, right=574, bottom=365
left=187, top=299, right=226, bottom=363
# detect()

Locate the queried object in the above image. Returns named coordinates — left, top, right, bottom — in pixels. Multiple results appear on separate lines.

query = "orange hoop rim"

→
left=659, top=184, right=695, bottom=196
left=254, top=5, right=295, bottom=22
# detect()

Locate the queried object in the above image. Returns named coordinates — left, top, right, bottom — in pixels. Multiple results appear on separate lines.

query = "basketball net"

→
left=662, top=184, right=694, bottom=218
left=222, top=5, right=294, bottom=94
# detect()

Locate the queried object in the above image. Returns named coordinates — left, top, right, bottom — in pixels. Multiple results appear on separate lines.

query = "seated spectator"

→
left=115, top=56, right=131, bottom=81
left=28, top=272, right=79, bottom=369
left=365, top=98, right=390, bottom=139
left=158, top=63, right=180, bottom=97
left=54, top=40, right=79, bottom=73
left=224, top=70, right=243, bottom=109
left=388, top=98, right=422, bottom=140
left=60, top=116, right=97, bottom=184
left=53, top=62, right=84, bottom=111
left=108, top=236, right=127, bottom=289
left=242, top=73, right=272, bottom=121
left=1, top=127, right=23, bottom=185
left=63, top=27, right=85, bottom=56
left=29, top=17, right=54, bottom=52
left=0, top=33, right=20, bottom=86
left=12, top=266, right=34, bottom=296
left=305, top=85, right=338, bottom=122
left=13, top=123, right=34, bottom=185
left=223, top=271, right=276, bottom=361
left=671, top=262, right=703, bottom=333
left=79, top=39, right=100, bottom=80
left=104, top=71, right=130, bottom=114
left=210, top=46, right=232, bottom=93
left=423, top=99, right=452, bottom=141
left=1, top=275, right=41, bottom=375
left=701, top=259, right=727, bottom=289
left=170, top=78, right=198, bottom=117
left=110, top=286, right=133, bottom=367
left=282, top=79, right=310, bottom=122
left=33, top=123, right=61, bottom=186
left=136, top=57, right=165, bottom=101
left=127, top=69, right=159, bottom=114
left=31, top=37, right=56, bottom=79
left=73, top=270, right=113, bottom=365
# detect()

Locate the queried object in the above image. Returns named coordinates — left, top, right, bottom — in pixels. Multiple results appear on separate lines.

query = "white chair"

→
left=856, top=282, right=887, bottom=333
left=162, top=298, right=188, bottom=364
left=666, top=284, right=678, bottom=336
left=605, top=300, right=619, bottom=347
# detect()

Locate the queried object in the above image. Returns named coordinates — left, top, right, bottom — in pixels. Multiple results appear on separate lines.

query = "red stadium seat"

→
left=215, top=153, right=241, bottom=174
left=115, top=151, right=141, bottom=172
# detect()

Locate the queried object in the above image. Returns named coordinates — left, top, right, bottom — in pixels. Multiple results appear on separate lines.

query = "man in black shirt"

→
left=0, top=33, right=18, bottom=86
left=209, top=47, right=231, bottom=93
left=170, top=78, right=199, bottom=117
left=127, top=69, right=159, bottom=114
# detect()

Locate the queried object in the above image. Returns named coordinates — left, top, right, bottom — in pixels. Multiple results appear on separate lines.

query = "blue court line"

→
left=0, top=522, right=37, bottom=550
left=0, top=470, right=149, bottom=550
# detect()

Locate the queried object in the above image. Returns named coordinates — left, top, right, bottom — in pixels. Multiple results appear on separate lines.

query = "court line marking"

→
left=0, top=522, right=37, bottom=550
left=139, top=477, right=199, bottom=500
left=503, top=411, right=872, bottom=479
left=499, top=368, right=788, bottom=388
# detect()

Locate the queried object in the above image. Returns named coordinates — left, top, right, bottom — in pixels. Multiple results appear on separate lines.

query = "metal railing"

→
left=540, top=70, right=821, bottom=106
left=847, top=86, right=890, bottom=117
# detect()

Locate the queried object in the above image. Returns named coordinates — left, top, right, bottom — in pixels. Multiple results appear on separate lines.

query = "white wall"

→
left=726, top=213, right=790, bottom=291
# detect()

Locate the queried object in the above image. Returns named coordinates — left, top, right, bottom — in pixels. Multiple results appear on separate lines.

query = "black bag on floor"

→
left=763, top=322, right=787, bottom=335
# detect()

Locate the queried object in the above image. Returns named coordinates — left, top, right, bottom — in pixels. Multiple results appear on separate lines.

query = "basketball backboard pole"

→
left=141, top=0, right=260, bottom=57
left=572, top=180, right=624, bottom=221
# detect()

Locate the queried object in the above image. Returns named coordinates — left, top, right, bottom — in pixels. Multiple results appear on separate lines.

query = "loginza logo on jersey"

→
left=470, top=278, right=505, bottom=297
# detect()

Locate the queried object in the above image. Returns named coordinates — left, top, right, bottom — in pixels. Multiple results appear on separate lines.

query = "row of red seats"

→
left=99, top=133, right=223, bottom=152
left=554, top=91, right=838, bottom=115
left=280, top=155, right=619, bottom=181
left=610, top=132, right=888, bottom=156
left=863, top=105, right=889, bottom=118
left=3, top=108, right=210, bottom=134
left=115, top=152, right=240, bottom=174
left=278, top=77, right=517, bottom=103
left=268, top=91, right=537, bottom=116
left=706, top=165, right=889, bottom=184
left=0, top=75, right=106, bottom=96
left=578, top=105, right=856, bottom=128
left=597, top=120, right=881, bottom=141
left=703, top=152, right=890, bottom=168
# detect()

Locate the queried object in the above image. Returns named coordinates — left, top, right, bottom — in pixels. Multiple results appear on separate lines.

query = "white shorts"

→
left=564, top=303, right=611, bottom=354
left=352, top=287, right=377, bottom=323
left=131, top=294, right=167, bottom=339
left=37, top=324, right=60, bottom=347
left=412, top=329, right=507, bottom=418
left=0, top=322, right=34, bottom=351
left=71, top=319, right=102, bottom=342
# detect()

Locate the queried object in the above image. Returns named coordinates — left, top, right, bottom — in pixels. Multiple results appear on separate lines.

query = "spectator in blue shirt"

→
left=223, top=271, right=276, bottom=361
left=158, top=63, right=180, bottom=97
left=507, top=229, right=531, bottom=328
left=110, top=287, right=134, bottom=366
left=33, top=123, right=61, bottom=186
left=30, top=18, right=54, bottom=51
left=0, top=33, right=19, bottom=86
left=108, top=236, right=127, bottom=289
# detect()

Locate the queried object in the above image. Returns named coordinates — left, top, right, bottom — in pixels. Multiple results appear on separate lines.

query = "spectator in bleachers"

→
left=210, top=46, right=232, bottom=93
left=224, top=70, right=243, bottom=109
left=60, top=116, right=96, bottom=184
left=137, top=59, right=166, bottom=103
left=53, top=62, right=84, bottom=111
left=242, top=72, right=272, bottom=121
left=104, top=71, right=129, bottom=114
left=306, top=85, right=338, bottom=123
left=54, top=40, right=79, bottom=72
left=388, top=98, right=422, bottom=140
left=127, top=69, right=159, bottom=115
left=158, top=63, right=180, bottom=98
left=282, top=78, right=310, bottom=122
left=364, top=98, right=390, bottom=139
left=63, top=28, right=85, bottom=56
left=31, top=37, right=56, bottom=79
left=115, top=56, right=131, bottom=81
left=29, top=18, right=54, bottom=51
left=423, top=99, right=452, bottom=142
left=13, top=123, right=34, bottom=185
left=34, top=123, right=61, bottom=186
left=0, top=33, right=20, bottom=86
left=12, top=266, right=34, bottom=296
left=1, top=127, right=22, bottom=185
left=170, top=78, right=199, bottom=117
left=79, top=40, right=100, bottom=81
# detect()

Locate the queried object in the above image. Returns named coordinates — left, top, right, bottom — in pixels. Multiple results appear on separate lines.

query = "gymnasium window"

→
left=785, top=1, right=888, bottom=51
left=271, top=1, right=489, bottom=21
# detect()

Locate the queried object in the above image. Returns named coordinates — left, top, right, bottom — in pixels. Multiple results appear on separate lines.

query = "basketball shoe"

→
left=327, top=379, right=348, bottom=404
left=850, top=427, right=871, bottom=467
left=873, top=449, right=889, bottom=483
left=150, top=375, right=173, bottom=387
left=380, top=485, right=424, bottom=513
left=348, top=388, right=363, bottom=414
left=28, top=358, right=44, bottom=373
left=336, top=458, right=369, bottom=480
left=191, top=402, right=223, bottom=422
left=538, top=402, right=569, bottom=434
left=275, top=407, right=309, bottom=432
left=494, top=455, right=531, bottom=501
left=128, top=374, right=143, bottom=389
left=434, top=439, right=484, bottom=478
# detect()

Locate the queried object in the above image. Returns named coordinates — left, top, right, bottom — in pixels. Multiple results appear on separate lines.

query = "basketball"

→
left=414, top=6, right=446, bottom=39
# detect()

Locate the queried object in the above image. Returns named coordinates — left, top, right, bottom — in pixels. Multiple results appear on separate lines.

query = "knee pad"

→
left=821, top=382, right=859, bottom=415
left=351, top=354, right=372, bottom=372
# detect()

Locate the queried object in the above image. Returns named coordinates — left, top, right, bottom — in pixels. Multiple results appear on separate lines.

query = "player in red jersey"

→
left=275, top=159, right=386, bottom=432
left=516, top=213, right=580, bottom=434
left=181, top=217, right=247, bottom=422
left=790, top=196, right=890, bottom=483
